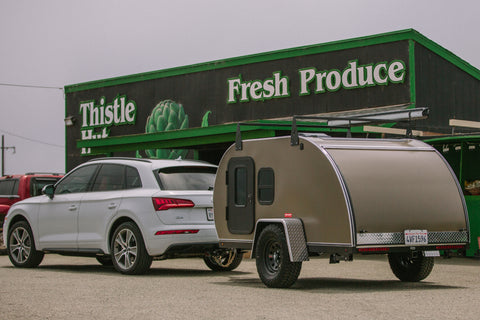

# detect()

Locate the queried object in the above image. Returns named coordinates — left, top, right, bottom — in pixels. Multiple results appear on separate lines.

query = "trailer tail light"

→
left=155, top=229, right=199, bottom=235
left=358, top=247, right=390, bottom=253
left=152, top=197, right=194, bottom=211
left=435, top=245, right=465, bottom=250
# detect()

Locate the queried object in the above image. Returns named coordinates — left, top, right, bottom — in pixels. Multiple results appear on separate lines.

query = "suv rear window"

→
left=156, top=166, right=216, bottom=191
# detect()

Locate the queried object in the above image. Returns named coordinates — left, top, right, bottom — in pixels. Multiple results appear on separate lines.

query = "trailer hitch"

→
left=329, top=253, right=353, bottom=264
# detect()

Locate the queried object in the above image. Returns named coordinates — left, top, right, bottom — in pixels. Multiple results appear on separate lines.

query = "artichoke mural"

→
left=144, top=99, right=189, bottom=159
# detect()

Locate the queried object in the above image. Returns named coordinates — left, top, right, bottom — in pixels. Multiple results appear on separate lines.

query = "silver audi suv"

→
left=3, top=158, right=242, bottom=274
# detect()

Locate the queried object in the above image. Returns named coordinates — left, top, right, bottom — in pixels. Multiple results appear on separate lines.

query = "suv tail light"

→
left=152, top=197, right=195, bottom=211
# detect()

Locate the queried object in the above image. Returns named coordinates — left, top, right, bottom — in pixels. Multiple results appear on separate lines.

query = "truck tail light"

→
left=152, top=197, right=194, bottom=211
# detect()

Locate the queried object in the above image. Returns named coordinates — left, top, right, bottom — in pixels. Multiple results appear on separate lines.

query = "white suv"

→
left=3, top=158, right=242, bottom=274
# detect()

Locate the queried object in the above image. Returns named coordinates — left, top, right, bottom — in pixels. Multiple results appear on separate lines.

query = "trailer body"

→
left=213, top=135, right=469, bottom=287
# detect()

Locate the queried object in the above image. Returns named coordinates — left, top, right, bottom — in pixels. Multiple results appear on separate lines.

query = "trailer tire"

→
left=255, top=224, right=302, bottom=288
left=388, top=252, right=434, bottom=282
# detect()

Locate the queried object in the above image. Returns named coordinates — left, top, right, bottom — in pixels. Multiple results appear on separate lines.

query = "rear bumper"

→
left=356, top=230, right=469, bottom=246
left=145, top=226, right=218, bottom=256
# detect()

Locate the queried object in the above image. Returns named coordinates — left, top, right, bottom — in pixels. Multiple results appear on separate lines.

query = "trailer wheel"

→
left=388, top=252, right=434, bottom=282
left=255, top=224, right=302, bottom=288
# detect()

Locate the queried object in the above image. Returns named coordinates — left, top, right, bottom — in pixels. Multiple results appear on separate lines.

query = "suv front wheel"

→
left=7, top=221, right=44, bottom=268
left=111, top=222, right=152, bottom=275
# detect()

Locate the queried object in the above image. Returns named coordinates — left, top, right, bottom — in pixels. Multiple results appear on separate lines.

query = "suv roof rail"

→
left=87, top=157, right=153, bottom=163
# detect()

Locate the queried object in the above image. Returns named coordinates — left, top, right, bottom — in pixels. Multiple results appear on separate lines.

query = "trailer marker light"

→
left=155, top=229, right=199, bottom=235
left=152, top=197, right=194, bottom=211
left=358, top=247, right=390, bottom=252
left=435, top=245, right=464, bottom=250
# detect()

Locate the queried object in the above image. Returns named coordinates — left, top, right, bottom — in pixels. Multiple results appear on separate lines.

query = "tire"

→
left=204, top=248, right=243, bottom=271
left=96, top=255, right=113, bottom=266
left=388, top=252, right=434, bottom=282
left=7, top=221, right=44, bottom=268
left=255, top=224, right=302, bottom=288
left=111, top=222, right=152, bottom=275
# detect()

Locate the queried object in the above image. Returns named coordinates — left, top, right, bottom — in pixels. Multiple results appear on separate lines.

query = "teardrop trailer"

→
left=213, top=114, right=470, bottom=288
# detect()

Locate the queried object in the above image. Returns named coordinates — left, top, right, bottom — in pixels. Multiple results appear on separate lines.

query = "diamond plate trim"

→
left=428, top=231, right=469, bottom=243
left=356, top=231, right=469, bottom=246
left=283, top=219, right=309, bottom=262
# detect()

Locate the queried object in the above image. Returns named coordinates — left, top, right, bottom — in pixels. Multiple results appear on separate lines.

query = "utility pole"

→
left=1, top=135, right=16, bottom=176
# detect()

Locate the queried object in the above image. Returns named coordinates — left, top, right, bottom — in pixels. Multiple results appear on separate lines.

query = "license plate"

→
left=207, top=208, right=214, bottom=221
left=404, top=230, right=428, bottom=245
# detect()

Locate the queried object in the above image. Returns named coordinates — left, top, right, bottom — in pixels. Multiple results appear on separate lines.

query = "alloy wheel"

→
left=113, top=228, right=138, bottom=270
left=9, top=226, right=32, bottom=264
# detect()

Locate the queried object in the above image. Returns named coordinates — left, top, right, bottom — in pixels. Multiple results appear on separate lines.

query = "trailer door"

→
left=227, top=157, right=255, bottom=234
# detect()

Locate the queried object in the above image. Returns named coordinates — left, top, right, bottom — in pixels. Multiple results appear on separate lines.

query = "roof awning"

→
left=77, top=124, right=277, bottom=155
left=77, top=104, right=428, bottom=155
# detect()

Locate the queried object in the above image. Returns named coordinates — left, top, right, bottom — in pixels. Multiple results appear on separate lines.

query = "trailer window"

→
left=258, top=168, right=274, bottom=205
left=235, top=167, right=247, bottom=206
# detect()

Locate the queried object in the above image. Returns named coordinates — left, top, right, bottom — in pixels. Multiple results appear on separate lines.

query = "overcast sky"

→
left=1, top=0, right=479, bottom=174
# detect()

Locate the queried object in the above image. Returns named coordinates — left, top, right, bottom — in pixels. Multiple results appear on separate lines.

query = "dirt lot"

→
left=0, top=253, right=479, bottom=320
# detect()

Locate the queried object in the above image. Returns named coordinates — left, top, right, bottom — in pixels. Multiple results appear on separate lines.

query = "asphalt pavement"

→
left=0, top=253, right=479, bottom=320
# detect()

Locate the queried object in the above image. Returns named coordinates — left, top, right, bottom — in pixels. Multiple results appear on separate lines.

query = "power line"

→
left=0, top=129, right=64, bottom=149
left=0, top=82, right=63, bottom=90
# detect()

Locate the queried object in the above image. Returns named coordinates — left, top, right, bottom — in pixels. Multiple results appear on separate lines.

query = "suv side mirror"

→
left=42, top=184, right=55, bottom=199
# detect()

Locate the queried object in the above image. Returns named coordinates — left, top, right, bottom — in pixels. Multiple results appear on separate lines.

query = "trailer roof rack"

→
left=235, top=106, right=429, bottom=150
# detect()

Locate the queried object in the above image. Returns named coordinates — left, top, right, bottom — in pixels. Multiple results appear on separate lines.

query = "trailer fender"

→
left=252, top=218, right=309, bottom=262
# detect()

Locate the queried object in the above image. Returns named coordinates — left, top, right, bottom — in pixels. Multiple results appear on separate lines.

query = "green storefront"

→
left=64, top=29, right=480, bottom=256
left=427, top=135, right=480, bottom=257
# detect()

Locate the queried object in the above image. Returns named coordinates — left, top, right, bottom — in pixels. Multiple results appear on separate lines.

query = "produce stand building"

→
left=65, top=28, right=480, bottom=256
left=65, top=29, right=480, bottom=170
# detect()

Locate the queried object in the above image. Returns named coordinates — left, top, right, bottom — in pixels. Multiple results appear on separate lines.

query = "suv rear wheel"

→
left=111, top=222, right=152, bottom=275
left=7, top=221, right=44, bottom=268
left=204, top=248, right=243, bottom=271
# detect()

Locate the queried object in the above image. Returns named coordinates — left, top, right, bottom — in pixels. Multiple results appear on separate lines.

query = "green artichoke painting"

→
left=144, top=99, right=189, bottom=159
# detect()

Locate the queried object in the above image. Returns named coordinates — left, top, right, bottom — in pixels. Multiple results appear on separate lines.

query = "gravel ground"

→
left=0, top=253, right=479, bottom=320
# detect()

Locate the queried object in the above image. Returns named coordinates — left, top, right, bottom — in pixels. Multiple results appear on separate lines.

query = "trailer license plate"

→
left=404, top=230, right=428, bottom=245
left=207, top=208, right=214, bottom=221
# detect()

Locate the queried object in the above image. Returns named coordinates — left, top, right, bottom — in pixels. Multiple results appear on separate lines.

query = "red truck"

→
left=0, top=173, right=63, bottom=249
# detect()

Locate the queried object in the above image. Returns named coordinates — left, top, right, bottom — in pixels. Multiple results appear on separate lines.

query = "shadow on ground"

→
left=215, top=276, right=465, bottom=292
left=1, top=263, right=251, bottom=278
